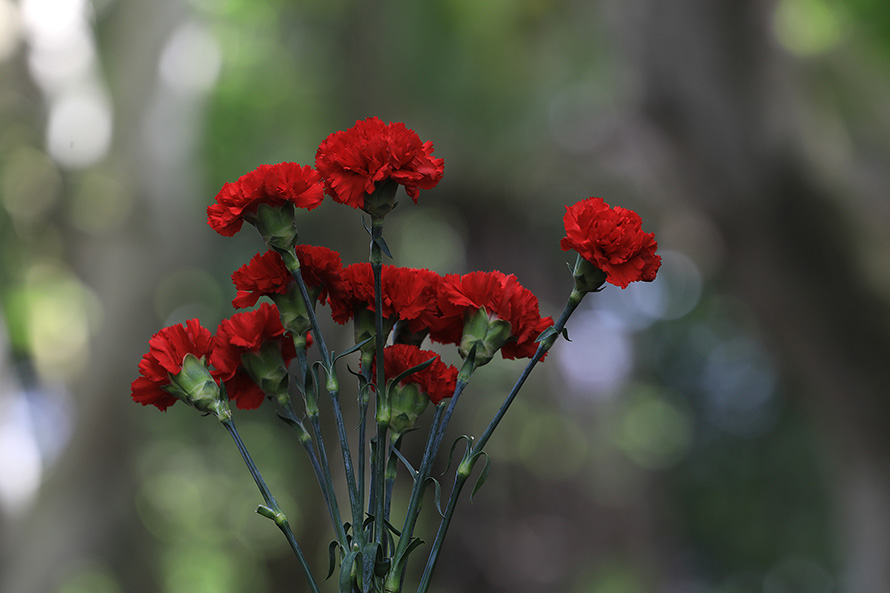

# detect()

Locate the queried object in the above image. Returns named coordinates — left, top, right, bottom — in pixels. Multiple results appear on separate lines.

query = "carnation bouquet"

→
left=131, top=117, right=660, bottom=592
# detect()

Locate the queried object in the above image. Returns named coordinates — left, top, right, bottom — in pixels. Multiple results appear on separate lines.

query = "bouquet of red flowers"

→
left=131, top=117, right=660, bottom=593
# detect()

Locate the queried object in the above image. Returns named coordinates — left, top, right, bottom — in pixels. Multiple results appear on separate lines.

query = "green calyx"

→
left=459, top=307, right=512, bottom=366
left=386, top=382, right=429, bottom=438
left=164, top=353, right=230, bottom=420
left=571, top=253, right=607, bottom=294
left=248, top=203, right=299, bottom=251
left=240, top=341, right=290, bottom=402
left=362, top=179, right=399, bottom=219
left=354, top=308, right=394, bottom=371
left=272, top=283, right=313, bottom=337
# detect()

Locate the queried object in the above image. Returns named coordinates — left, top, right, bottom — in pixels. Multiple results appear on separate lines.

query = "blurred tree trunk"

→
left=0, top=0, right=208, bottom=591
left=626, top=0, right=890, bottom=590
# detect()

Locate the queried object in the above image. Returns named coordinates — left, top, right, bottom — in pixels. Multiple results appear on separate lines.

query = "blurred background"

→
left=2, top=0, right=890, bottom=592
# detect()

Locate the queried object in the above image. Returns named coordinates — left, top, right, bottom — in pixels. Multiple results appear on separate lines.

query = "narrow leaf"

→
left=339, top=549, right=360, bottom=592
left=535, top=326, right=558, bottom=343
left=362, top=542, right=381, bottom=590
left=444, top=435, right=472, bottom=475
left=392, top=446, right=417, bottom=478
left=375, top=236, right=393, bottom=259
left=470, top=452, right=492, bottom=501
left=325, top=540, right=339, bottom=580
left=334, top=335, right=375, bottom=363
left=425, top=476, right=444, bottom=517
left=389, top=355, right=438, bottom=388
left=403, top=537, right=426, bottom=559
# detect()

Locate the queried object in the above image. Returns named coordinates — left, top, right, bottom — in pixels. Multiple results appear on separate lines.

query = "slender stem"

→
left=426, top=356, right=476, bottom=469
left=416, top=290, right=585, bottom=593
left=279, top=400, right=348, bottom=548
left=370, top=216, right=389, bottom=548
left=384, top=436, right=401, bottom=527
left=415, top=471, right=465, bottom=593
left=278, top=248, right=333, bottom=367
left=383, top=404, right=445, bottom=592
left=357, top=381, right=371, bottom=525
left=221, top=418, right=321, bottom=593
left=280, top=254, right=362, bottom=542
left=281, top=342, right=349, bottom=547
left=330, top=383, right=365, bottom=546
left=474, top=290, right=582, bottom=452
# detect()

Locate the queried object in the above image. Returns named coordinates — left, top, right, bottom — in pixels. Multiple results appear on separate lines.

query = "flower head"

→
left=130, top=319, right=218, bottom=412
left=561, top=197, right=661, bottom=289
left=231, top=245, right=344, bottom=309
left=207, top=162, right=324, bottom=238
left=211, top=303, right=298, bottom=410
left=431, top=271, right=553, bottom=363
left=328, top=263, right=440, bottom=330
left=315, top=117, right=444, bottom=214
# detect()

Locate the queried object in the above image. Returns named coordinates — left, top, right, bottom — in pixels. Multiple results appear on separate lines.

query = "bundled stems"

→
left=416, top=288, right=586, bottom=593
left=280, top=248, right=364, bottom=548
left=278, top=398, right=348, bottom=547
left=295, top=346, right=350, bottom=549
left=221, top=417, right=322, bottom=593
left=384, top=358, right=474, bottom=592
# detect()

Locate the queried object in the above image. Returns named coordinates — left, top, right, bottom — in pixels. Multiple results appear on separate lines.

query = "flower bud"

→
left=164, top=353, right=230, bottom=420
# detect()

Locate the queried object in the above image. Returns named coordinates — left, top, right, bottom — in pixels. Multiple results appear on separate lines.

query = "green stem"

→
left=383, top=404, right=445, bottom=593
left=416, top=290, right=585, bottom=593
left=370, top=216, right=389, bottom=548
left=384, top=436, right=401, bottom=529
left=329, top=382, right=365, bottom=546
left=357, top=380, right=371, bottom=526
left=279, top=399, right=348, bottom=548
left=221, top=418, right=321, bottom=593
left=279, top=255, right=363, bottom=544
left=426, top=356, right=476, bottom=469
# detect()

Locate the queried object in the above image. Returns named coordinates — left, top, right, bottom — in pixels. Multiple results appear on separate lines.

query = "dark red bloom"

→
left=211, top=303, right=298, bottom=409
left=560, top=197, right=661, bottom=289
left=378, top=344, right=458, bottom=405
left=315, top=117, right=444, bottom=209
left=431, top=271, right=553, bottom=360
left=328, top=263, right=440, bottom=330
left=207, top=162, right=324, bottom=236
left=131, top=319, right=216, bottom=411
left=231, top=245, right=343, bottom=309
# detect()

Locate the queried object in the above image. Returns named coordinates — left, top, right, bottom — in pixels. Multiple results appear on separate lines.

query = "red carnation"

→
left=328, top=263, right=440, bottom=330
left=131, top=319, right=216, bottom=411
left=211, top=303, right=298, bottom=409
left=431, top=271, right=553, bottom=361
left=207, top=162, right=324, bottom=236
left=315, top=117, right=444, bottom=210
left=231, top=245, right=343, bottom=309
left=377, top=344, right=458, bottom=406
left=560, top=197, right=661, bottom=289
